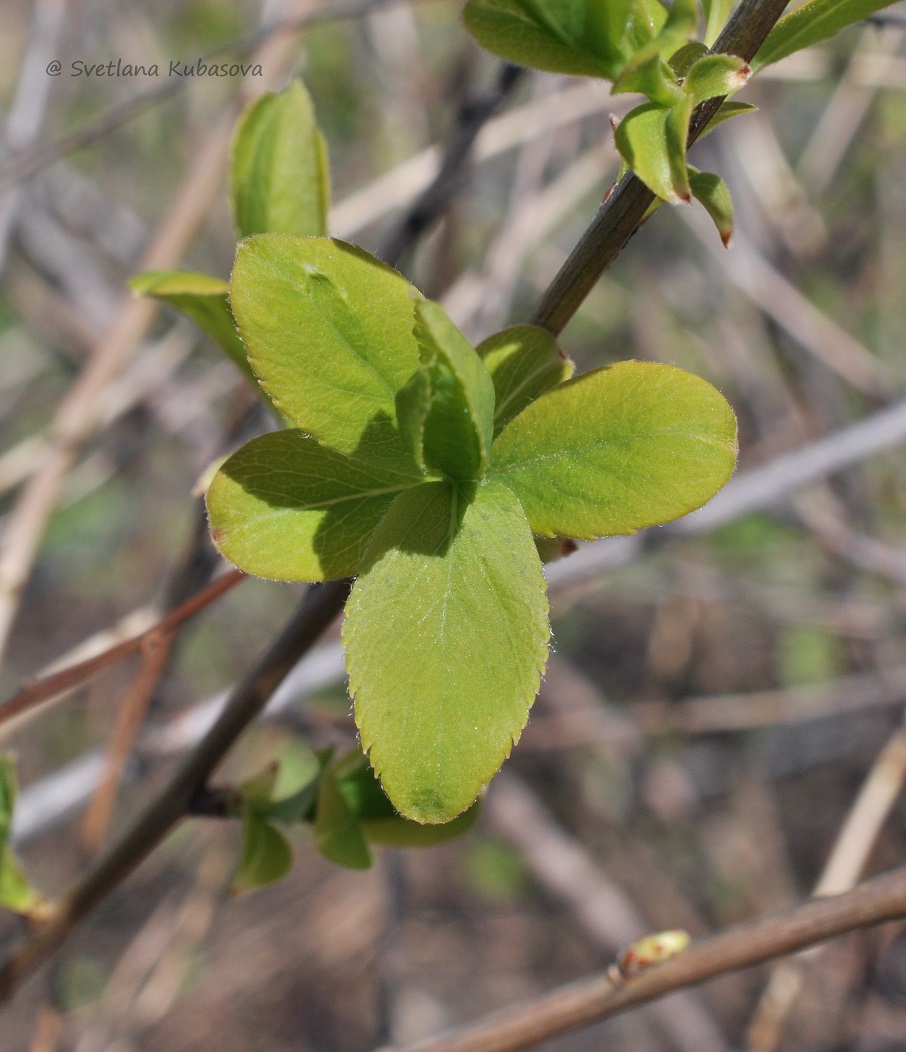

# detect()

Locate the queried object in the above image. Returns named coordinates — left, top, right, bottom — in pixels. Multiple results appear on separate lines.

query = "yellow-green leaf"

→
left=128, top=269, right=252, bottom=381
left=231, top=80, right=329, bottom=238
left=206, top=430, right=423, bottom=582
left=476, top=325, right=574, bottom=434
left=230, top=235, right=423, bottom=475
left=489, top=360, right=737, bottom=539
left=399, top=299, right=495, bottom=481
left=345, top=481, right=549, bottom=823
left=753, top=0, right=902, bottom=72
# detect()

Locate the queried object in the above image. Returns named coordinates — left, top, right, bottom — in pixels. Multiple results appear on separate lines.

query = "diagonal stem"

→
left=532, top=0, right=791, bottom=337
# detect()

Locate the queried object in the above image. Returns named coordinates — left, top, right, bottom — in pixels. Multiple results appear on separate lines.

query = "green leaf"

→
left=476, top=325, right=574, bottom=434
left=396, top=299, right=495, bottom=481
left=682, top=54, right=751, bottom=105
left=315, top=762, right=372, bottom=869
left=230, top=80, right=329, bottom=238
left=669, top=40, right=709, bottom=77
left=752, top=0, right=901, bottom=72
left=317, top=749, right=481, bottom=850
left=364, top=801, right=480, bottom=847
left=463, top=0, right=632, bottom=80
left=344, top=480, right=550, bottom=823
left=616, top=0, right=699, bottom=80
left=665, top=94, right=693, bottom=201
left=489, top=360, right=738, bottom=539
left=206, top=429, right=423, bottom=581
left=239, top=761, right=280, bottom=805
left=699, top=99, right=757, bottom=137
left=128, top=270, right=252, bottom=381
left=702, top=0, right=735, bottom=46
left=0, top=756, right=41, bottom=916
left=229, top=235, right=422, bottom=475
left=614, top=102, right=682, bottom=203
left=613, top=54, right=684, bottom=106
left=232, top=814, right=294, bottom=893
left=689, top=167, right=735, bottom=246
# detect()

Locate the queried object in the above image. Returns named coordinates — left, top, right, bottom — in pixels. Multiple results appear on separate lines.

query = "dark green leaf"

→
left=232, top=814, right=294, bottom=893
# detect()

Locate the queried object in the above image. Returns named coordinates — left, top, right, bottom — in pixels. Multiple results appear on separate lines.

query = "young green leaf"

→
left=463, top=0, right=632, bottom=80
left=128, top=270, right=252, bottom=382
left=752, top=0, right=901, bottom=72
left=689, top=167, right=735, bottom=247
left=206, top=430, right=423, bottom=581
left=615, top=0, right=699, bottom=82
left=614, top=102, right=680, bottom=203
left=476, top=325, right=574, bottom=434
left=315, top=763, right=372, bottom=869
left=345, top=480, right=549, bottom=823
left=683, top=54, right=751, bottom=105
left=231, top=80, right=329, bottom=238
left=0, top=756, right=43, bottom=915
left=230, top=235, right=423, bottom=475
left=489, top=360, right=737, bottom=539
left=701, top=0, right=734, bottom=46
left=668, top=40, right=709, bottom=78
left=232, top=814, right=294, bottom=893
left=326, top=749, right=482, bottom=847
left=401, top=298, right=495, bottom=481
left=613, top=54, right=684, bottom=106
left=699, top=99, right=757, bottom=137
left=665, top=94, right=693, bottom=202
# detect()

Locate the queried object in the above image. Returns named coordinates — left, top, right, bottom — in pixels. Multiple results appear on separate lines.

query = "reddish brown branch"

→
left=0, top=570, right=244, bottom=727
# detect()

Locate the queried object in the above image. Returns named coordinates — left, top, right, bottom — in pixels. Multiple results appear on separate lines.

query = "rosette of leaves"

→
left=230, top=745, right=478, bottom=891
left=204, top=232, right=737, bottom=823
left=463, top=0, right=902, bottom=242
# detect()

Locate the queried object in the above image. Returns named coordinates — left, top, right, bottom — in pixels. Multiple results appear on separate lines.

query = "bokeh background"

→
left=3, top=1, right=906, bottom=1049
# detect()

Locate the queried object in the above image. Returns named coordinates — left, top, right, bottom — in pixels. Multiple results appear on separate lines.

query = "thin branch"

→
left=390, top=866, right=906, bottom=1052
left=0, top=570, right=245, bottom=729
left=380, top=62, right=525, bottom=268
left=0, top=578, right=350, bottom=1003
left=531, top=0, right=791, bottom=336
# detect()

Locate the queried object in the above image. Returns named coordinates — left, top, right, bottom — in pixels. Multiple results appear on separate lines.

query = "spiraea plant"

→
left=122, top=0, right=897, bottom=869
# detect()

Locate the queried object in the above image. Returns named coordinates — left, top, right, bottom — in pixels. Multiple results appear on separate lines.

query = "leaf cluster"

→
left=130, top=79, right=736, bottom=827
left=463, top=0, right=901, bottom=241
left=231, top=745, right=478, bottom=893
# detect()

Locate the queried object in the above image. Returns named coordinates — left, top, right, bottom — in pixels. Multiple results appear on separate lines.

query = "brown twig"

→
left=80, top=636, right=176, bottom=853
left=0, top=578, right=350, bottom=1002
left=389, top=866, right=906, bottom=1052
left=0, top=570, right=245, bottom=728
